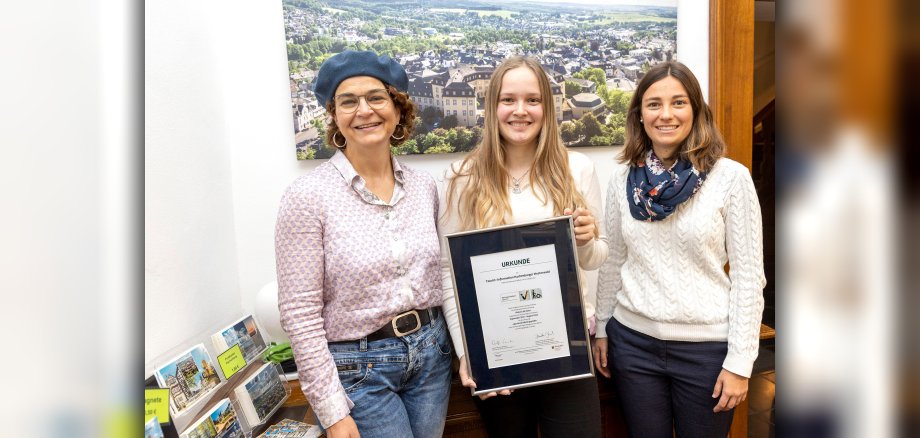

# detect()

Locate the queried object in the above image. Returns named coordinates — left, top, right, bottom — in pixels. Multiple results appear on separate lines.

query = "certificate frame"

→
left=445, top=216, right=594, bottom=395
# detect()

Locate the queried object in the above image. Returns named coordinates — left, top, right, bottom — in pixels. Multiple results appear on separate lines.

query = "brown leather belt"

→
left=332, top=307, right=441, bottom=344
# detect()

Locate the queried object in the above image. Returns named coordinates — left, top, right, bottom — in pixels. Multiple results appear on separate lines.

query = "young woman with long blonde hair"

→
left=438, top=56, right=609, bottom=437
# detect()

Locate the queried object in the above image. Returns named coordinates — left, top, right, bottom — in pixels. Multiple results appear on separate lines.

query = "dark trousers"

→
left=607, top=317, right=734, bottom=438
left=475, top=376, right=602, bottom=438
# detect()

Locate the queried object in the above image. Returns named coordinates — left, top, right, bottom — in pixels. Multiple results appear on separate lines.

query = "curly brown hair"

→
left=324, top=84, right=417, bottom=149
left=620, top=61, right=725, bottom=172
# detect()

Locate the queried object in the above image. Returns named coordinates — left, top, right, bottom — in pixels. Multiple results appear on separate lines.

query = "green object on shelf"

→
left=263, top=342, right=293, bottom=363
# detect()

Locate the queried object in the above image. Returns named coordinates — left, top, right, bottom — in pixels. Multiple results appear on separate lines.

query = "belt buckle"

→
left=392, top=310, right=421, bottom=337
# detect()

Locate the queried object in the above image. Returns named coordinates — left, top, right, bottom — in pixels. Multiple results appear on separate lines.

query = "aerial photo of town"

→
left=284, top=0, right=677, bottom=159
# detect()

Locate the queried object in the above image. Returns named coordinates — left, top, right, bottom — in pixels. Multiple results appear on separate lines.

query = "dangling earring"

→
left=390, top=124, right=406, bottom=140
left=332, top=131, right=346, bottom=148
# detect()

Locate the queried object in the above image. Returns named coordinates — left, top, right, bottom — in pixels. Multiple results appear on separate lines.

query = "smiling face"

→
left=640, top=76, right=694, bottom=164
left=333, top=76, right=398, bottom=150
left=495, top=67, right=544, bottom=150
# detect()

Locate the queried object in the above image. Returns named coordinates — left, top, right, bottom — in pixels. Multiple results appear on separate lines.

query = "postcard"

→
left=145, top=416, right=164, bottom=438
left=211, top=314, right=268, bottom=363
left=235, top=363, right=287, bottom=425
left=257, top=418, right=320, bottom=437
left=179, top=398, right=243, bottom=438
left=154, top=344, right=222, bottom=415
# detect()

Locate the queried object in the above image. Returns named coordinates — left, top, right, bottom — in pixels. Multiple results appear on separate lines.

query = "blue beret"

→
left=312, top=50, right=408, bottom=107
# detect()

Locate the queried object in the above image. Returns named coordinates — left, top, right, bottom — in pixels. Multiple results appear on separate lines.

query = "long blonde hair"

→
left=445, top=56, right=590, bottom=231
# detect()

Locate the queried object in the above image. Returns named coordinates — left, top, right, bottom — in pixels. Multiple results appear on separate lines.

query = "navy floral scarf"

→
left=627, top=150, right=707, bottom=222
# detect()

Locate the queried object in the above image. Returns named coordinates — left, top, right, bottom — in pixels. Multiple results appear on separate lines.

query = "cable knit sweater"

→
left=595, top=157, right=766, bottom=378
left=439, top=151, right=609, bottom=359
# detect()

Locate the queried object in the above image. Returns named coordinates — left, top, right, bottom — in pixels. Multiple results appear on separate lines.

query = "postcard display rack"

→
left=146, top=314, right=291, bottom=438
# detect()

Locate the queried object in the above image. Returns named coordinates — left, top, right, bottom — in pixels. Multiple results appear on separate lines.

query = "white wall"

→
left=676, top=0, right=709, bottom=99
left=145, top=0, right=245, bottom=374
left=146, top=0, right=709, bottom=365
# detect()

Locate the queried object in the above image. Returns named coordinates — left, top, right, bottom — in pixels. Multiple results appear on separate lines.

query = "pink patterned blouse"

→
left=275, top=151, right=442, bottom=427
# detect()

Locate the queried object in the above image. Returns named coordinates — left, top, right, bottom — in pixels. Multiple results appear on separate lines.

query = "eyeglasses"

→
left=334, top=89, right=392, bottom=114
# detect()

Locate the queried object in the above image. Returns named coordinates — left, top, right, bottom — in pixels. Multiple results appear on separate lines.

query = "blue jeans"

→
left=326, top=314, right=452, bottom=438
left=607, top=317, right=734, bottom=438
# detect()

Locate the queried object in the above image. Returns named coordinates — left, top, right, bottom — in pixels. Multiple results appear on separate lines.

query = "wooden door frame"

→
left=710, top=1, right=755, bottom=436
left=710, top=0, right=754, bottom=172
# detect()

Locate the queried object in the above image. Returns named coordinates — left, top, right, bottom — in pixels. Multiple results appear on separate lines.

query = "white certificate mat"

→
left=470, top=244, right=570, bottom=368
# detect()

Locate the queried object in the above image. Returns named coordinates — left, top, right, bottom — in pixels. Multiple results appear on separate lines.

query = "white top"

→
left=437, top=151, right=609, bottom=359
left=596, top=157, right=766, bottom=378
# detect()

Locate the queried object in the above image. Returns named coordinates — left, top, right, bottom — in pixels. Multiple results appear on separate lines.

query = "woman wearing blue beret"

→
left=276, top=50, right=451, bottom=438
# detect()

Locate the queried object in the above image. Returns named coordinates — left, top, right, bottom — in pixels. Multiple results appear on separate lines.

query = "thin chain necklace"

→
left=509, top=168, right=532, bottom=194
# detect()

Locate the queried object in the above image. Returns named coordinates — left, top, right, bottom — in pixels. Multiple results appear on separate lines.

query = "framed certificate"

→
left=445, top=216, right=594, bottom=395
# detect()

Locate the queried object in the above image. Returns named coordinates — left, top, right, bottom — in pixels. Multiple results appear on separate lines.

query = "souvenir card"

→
left=212, top=315, right=268, bottom=363
left=179, top=398, right=243, bottom=438
left=234, top=363, right=287, bottom=425
left=145, top=416, right=165, bottom=438
left=154, top=344, right=222, bottom=415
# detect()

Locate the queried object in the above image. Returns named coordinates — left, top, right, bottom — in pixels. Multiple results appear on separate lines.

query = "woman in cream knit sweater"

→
left=593, top=60, right=765, bottom=437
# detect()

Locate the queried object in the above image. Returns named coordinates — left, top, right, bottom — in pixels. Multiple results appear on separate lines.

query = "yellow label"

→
left=144, top=388, right=170, bottom=423
left=218, top=344, right=247, bottom=379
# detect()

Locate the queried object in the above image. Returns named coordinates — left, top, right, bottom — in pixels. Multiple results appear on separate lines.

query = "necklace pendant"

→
left=510, top=168, right=531, bottom=195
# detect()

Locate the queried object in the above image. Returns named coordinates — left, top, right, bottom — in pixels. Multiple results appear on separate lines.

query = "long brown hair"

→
left=445, top=56, right=591, bottom=231
left=620, top=60, right=724, bottom=172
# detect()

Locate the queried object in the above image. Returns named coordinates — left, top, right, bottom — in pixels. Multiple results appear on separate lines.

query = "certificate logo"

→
left=507, top=288, right=543, bottom=302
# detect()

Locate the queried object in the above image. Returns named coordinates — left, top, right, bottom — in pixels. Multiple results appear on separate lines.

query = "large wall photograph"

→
left=284, top=0, right=677, bottom=160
